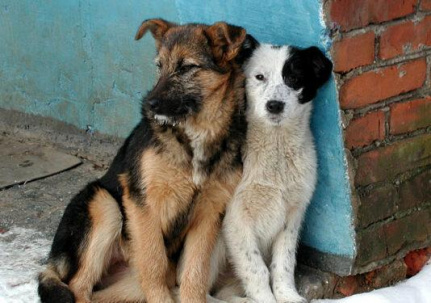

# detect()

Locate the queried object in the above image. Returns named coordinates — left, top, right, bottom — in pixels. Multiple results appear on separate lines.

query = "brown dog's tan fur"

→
left=38, top=19, right=248, bottom=303
left=118, top=21, right=247, bottom=302
left=70, top=189, right=124, bottom=303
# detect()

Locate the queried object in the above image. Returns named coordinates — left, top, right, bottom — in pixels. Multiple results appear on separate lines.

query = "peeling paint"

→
left=0, top=0, right=179, bottom=137
left=0, top=0, right=355, bottom=258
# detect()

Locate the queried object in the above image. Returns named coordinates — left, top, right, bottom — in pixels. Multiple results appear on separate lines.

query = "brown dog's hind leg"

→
left=38, top=258, right=75, bottom=303
left=92, top=267, right=147, bottom=303
left=68, top=188, right=123, bottom=303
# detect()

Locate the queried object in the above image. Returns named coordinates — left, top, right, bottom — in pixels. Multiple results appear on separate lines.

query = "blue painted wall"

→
left=0, top=0, right=355, bottom=258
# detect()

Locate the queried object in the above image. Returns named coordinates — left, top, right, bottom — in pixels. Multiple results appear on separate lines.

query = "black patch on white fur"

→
left=282, top=46, right=333, bottom=103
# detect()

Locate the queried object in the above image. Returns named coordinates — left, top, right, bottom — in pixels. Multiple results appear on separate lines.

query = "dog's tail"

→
left=38, top=264, right=75, bottom=303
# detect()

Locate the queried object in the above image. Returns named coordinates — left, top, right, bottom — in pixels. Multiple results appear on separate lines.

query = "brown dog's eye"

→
left=156, top=61, right=162, bottom=69
left=179, top=64, right=199, bottom=74
left=255, top=74, right=264, bottom=81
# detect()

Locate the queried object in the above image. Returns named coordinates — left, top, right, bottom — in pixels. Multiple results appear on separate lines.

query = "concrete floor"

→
left=0, top=132, right=111, bottom=302
left=0, top=134, right=107, bottom=238
left=0, top=126, right=335, bottom=301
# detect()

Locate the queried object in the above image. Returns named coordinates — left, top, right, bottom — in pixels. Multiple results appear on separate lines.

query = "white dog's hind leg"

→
left=214, top=275, right=257, bottom=303
left=171, top=287, right=228, bottom=303
left=224, top=197, right=277, bottom=303
left=271, top=207, right=307, bottom=303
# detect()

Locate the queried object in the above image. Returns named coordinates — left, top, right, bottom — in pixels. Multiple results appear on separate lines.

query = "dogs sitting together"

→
left=38, top=19, right=332, bottom=303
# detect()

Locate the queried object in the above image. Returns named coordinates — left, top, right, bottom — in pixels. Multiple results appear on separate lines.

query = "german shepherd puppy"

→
left=38, top=19, right=249, bottom=303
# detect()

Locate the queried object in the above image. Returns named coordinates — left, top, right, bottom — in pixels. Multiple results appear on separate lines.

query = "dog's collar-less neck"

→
left=248, top=112, right=312, bottom=147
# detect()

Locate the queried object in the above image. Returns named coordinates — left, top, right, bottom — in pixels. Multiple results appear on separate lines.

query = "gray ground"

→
left=0, top=122, right=333, bottom=302
left=0, top=136, right=107, bottom=238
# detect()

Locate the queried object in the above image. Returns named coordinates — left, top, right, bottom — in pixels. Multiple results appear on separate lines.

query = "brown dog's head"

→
left=136, top=19, right=247, bottom=125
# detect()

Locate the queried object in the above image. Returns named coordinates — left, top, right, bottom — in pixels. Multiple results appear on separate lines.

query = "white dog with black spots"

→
left=214, top=37, right=333, bottom=303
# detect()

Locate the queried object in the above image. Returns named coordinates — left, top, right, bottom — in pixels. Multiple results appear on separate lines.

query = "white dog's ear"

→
left=236, top=34, right=259, bottom=65
left=283, top=46, right=333, bottom=103
left=302, top=47, right=333, bottom=88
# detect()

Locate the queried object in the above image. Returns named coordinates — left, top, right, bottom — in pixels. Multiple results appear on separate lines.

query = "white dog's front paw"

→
left=250, top=294, right=277, bottom=303
left=274, top=288, right=307, bottom=303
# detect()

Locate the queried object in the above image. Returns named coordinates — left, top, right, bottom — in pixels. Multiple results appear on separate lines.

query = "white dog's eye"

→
left=255, top=74, right=265, bottom=81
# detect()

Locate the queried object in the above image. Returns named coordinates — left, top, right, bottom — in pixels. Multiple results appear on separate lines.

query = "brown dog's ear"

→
left=205, top=22, right=247, bottom=64
left=135, top=18, right=176, bottom=41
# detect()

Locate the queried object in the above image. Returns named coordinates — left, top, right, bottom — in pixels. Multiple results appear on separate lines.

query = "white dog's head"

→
left=243, top=38, right=332, bottom=126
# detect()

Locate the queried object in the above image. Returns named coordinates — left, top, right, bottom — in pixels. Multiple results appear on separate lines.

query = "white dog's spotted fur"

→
left=214, top=41, right=332, bottom=303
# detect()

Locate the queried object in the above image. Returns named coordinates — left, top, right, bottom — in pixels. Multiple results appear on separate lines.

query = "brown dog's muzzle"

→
left=146, top=76, right=201, bottom=118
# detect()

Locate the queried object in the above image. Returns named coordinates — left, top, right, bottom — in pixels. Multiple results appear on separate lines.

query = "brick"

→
left=380, top=16, right=431, bottom=59
left=421, top=0, right=431, bottom=10
left=330, top=0, right=417, bottom=32
left=390, top=97, right=431, bottom=135
left=404, top=247, right=431, bottom=276
left=336, top=276, right=359, bottom=296
left=356, top=225, right=387, bottom=266
left=399, top=170, right=431, bottom=211
left=358, top=184, right=397, bottom=228
left=336, top=261, right=407, bottom=296
left=365, top=260, right=407, bottom=288
left=345, top=111, right=385, bottom=149
left=355, top=134, right=431, bottom=186
left=384, top=210, right=430, bottom=255
left=340, top=59, right=427, bottom=109
left=333, top=32, right=375, bottom=72
left=295, top=265, right=338, bottom=299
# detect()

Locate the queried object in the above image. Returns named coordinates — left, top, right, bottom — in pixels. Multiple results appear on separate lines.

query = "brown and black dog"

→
left=38, top=19, right=252, bottom=303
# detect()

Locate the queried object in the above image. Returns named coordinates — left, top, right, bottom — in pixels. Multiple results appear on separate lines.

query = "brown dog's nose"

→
left=266, top=100, right=285, bottom=114
left=147, top=99, right=160, bottom=111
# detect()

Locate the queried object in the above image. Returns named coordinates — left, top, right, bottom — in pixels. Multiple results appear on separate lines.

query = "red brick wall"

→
left=326, top=0, right=431, bottom=272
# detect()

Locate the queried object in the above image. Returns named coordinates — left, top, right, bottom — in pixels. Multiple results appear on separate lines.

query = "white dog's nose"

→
left=266, top=100, right=285, bottom=114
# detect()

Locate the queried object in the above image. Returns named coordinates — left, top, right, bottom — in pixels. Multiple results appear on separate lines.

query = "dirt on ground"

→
left=0, top=125, right=332, bottom=302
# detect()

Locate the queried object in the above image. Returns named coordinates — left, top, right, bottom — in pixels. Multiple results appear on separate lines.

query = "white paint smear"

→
left=0, top=228, right=50, bottom=303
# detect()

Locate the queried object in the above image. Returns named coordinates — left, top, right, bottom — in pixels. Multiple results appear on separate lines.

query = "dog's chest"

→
left=183, top=124, right=215, bottom=186
left=247, top=129, right=316, bottom=195
left=246, top=141, right=292, bottom=186
left=162, top=124, right=209, bottom=186
left=243, top=130, right=317, bottom=240
left=255, top=194, right=287, bottom=247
